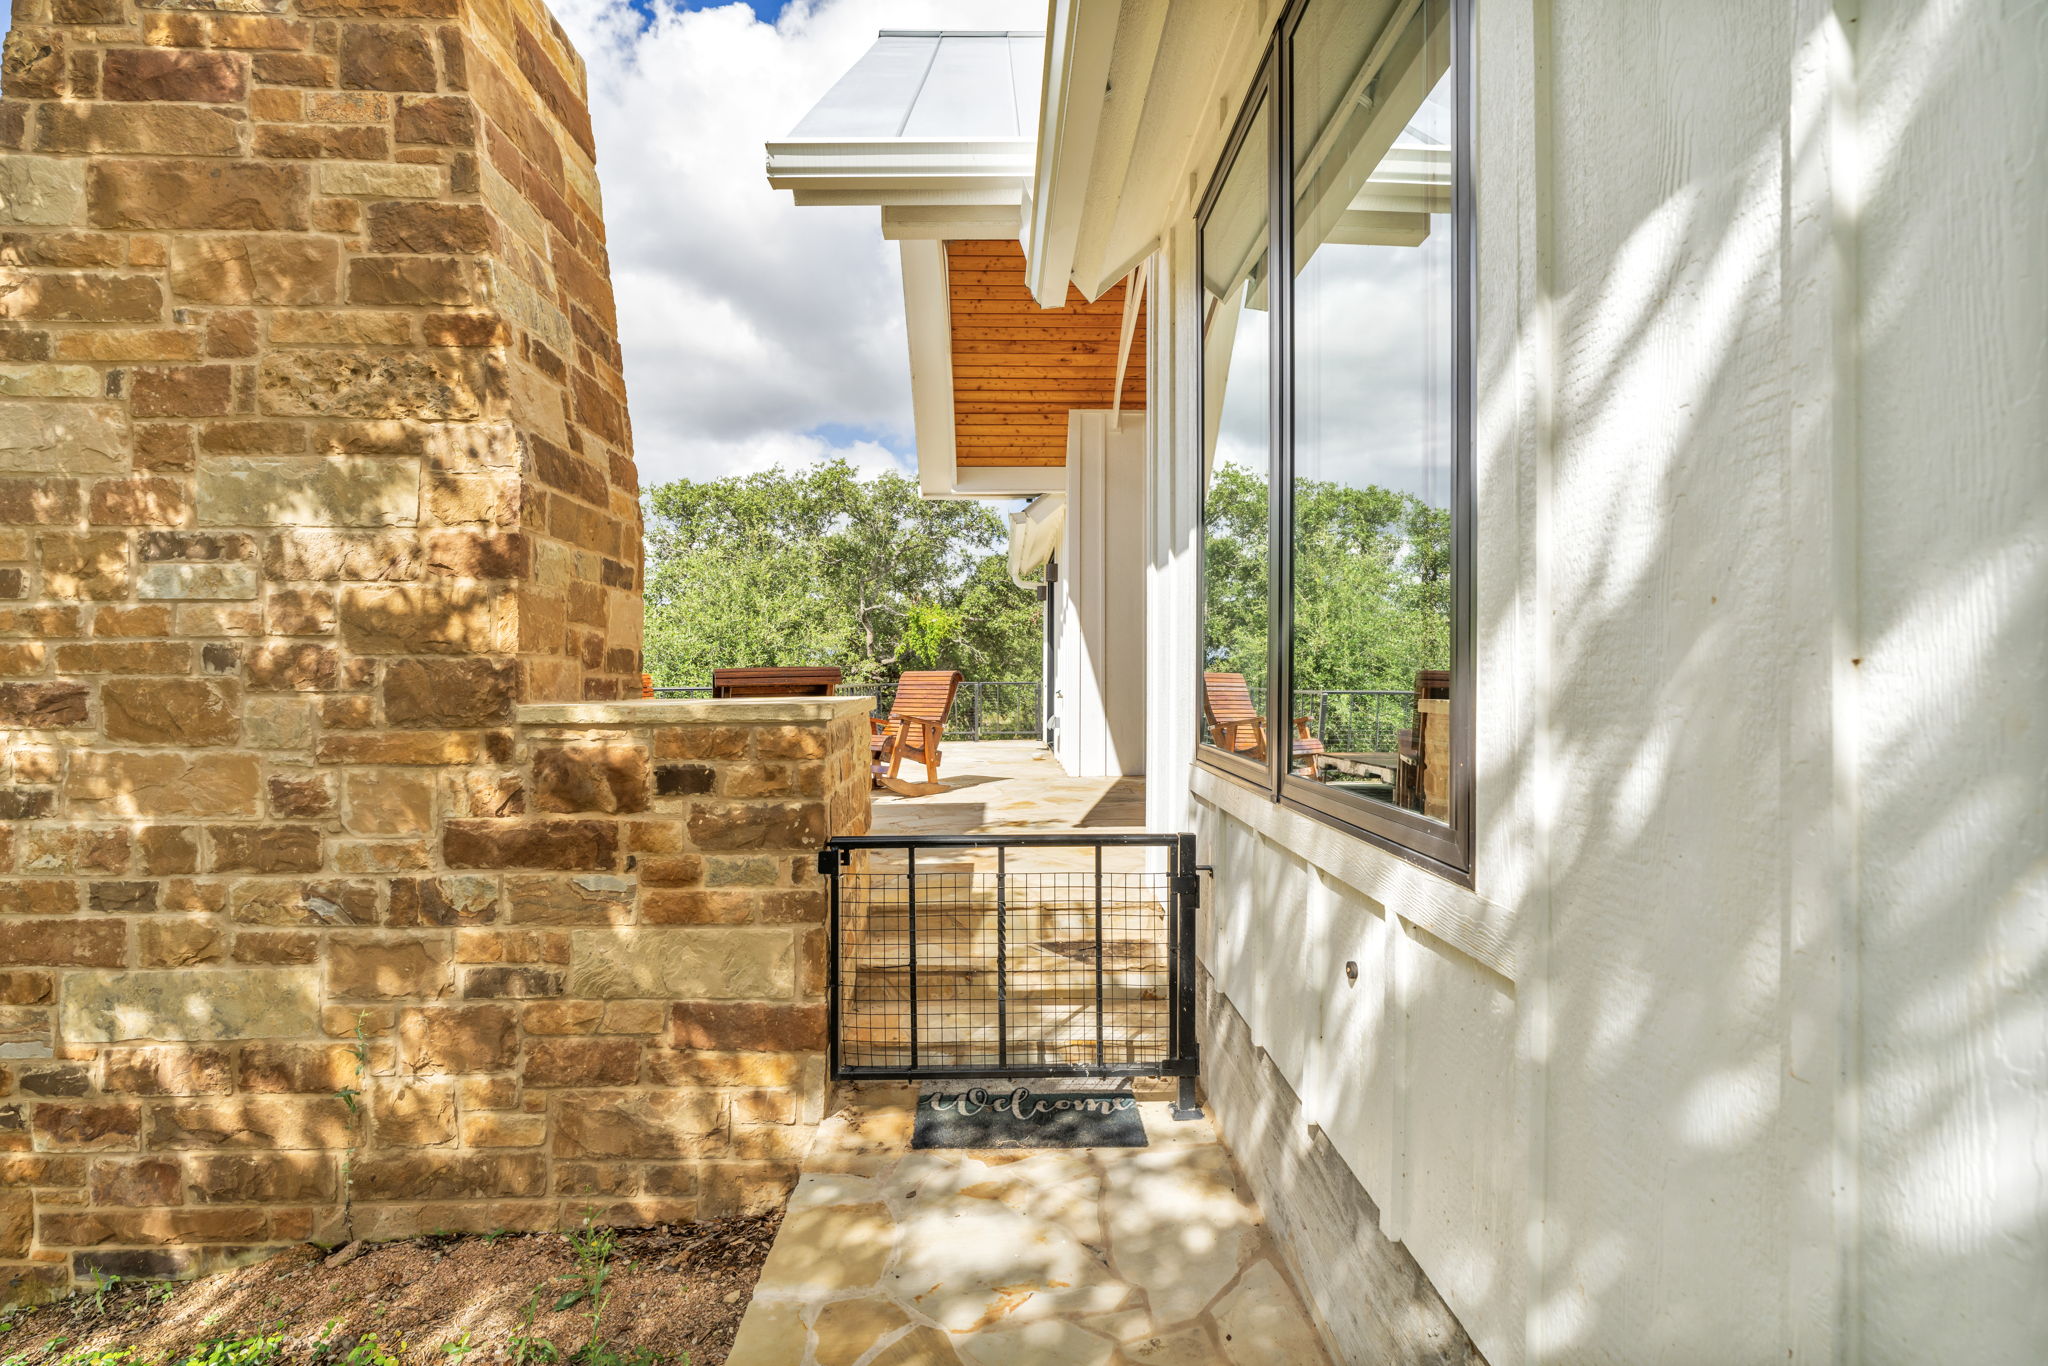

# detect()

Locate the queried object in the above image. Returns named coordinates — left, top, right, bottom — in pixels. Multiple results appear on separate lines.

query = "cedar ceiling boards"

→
left=947, top=239, right=1146, bottom=468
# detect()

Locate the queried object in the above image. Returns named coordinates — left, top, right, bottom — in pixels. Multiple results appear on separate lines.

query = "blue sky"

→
left=807, top=423, right=914, bottom=457
left=554, top=0, right=1040, bottom=487
left=625, top=0, right=782, bottom=33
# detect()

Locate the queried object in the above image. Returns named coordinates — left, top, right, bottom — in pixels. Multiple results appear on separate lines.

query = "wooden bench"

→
left=711, top=666, right=843, bottom=698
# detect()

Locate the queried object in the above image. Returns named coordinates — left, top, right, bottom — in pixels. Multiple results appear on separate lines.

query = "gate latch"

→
left=1171, top=872, right=1202, bottom=907
left=816, top=847, right=850, bottom=876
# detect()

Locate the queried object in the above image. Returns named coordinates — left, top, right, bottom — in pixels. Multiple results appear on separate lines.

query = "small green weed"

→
left=504, top=1219, right=679, bottom=1366
left=12, top=1330, right=285, bottom=1366
left=85, top=1271, right=120, bottom=1315
left=332, top=1015, right=369, bottom=1118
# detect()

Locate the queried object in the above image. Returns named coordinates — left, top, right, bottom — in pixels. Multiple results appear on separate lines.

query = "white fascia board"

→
left=948, top=466, right=1067, bottom=498
left=882, top=204, right=1024, bottom=240
left=1024, top=0, right=1120, bottom=309
left=787, top=188, right=1025, bottom=208
left=765, top=137, right=1034, bottom=204
left=899, top=239, right=958, bottom=501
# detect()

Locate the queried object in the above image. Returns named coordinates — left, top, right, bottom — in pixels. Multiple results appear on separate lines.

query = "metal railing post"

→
left=1172, top=832, right=1202, bottom=1118
left=1093, top=843, right=1106, bottom=1068
left=823, top=847, right=840, bottom=1079
left=905, top=845, right=918, bottom=1072
left=995, top=845, right=1008, bottom=1069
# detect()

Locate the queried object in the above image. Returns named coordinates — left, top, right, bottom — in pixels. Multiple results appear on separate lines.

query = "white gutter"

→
left=1007, top=493, right=1067, bottom=590
left=1023, top=0, right=1119, bottom=309
left=765, top=137, right=1033, bottom=207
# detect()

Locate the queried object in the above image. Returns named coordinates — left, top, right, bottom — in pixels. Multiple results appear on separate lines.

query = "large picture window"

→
left=1197, top=0, right=1472, bottom=875
left=1197, top=91, right=1273, bottom=785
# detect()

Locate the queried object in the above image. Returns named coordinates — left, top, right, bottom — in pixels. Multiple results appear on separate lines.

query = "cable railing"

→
left=1245, top=686, right=1417, bottom=755
left=647, top=680, right=1411, bottom=750
left=1294, top=688, right=1415, bottom=755
left=648, top=679, right=1044, bottom=742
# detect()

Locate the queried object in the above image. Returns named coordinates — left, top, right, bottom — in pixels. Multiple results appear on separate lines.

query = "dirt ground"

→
left=0, top=1213, right=781, bottom=1365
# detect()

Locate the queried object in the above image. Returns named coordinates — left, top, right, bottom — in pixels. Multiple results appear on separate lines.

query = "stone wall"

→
left=0, top=0, right=641, bottom=706
left=0, top=0, right=853, bottom=1301
left=1, top=696, right=869, bottom=1298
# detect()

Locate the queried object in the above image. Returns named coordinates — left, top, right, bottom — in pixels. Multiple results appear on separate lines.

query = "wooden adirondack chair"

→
left=1202, top=672, right=1326, bottom=778
left=872, top=670, right=963, bottom=784
left=712, top=666, right=842, bottom=698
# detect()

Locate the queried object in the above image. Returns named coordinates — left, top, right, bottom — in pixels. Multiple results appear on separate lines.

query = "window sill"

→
left=1189, top=762, right=1518, bottom=982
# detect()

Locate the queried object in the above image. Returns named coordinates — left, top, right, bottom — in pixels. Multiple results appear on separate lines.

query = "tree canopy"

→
left=641, top=460, right=1041, bottom=686
left=1202, top=460, right=1450, bottom=693
left=640, top=458, right=1446, bottom=708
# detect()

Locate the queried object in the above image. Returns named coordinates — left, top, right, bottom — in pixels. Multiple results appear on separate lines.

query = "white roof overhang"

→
left=1027, top=0, right=1267, bottom=305
left=1021, top=0, right=1118, bottom=308
left=767, top=30, right=1055, bottom=500
left=763, top=138, right=1034, bottom=210
left=766, top=30, right=1042, bottom=215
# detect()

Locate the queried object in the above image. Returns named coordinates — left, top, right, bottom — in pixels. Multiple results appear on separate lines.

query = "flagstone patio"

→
left=725, top=1083, right=1334, bottom=1366
left=866, top=739, right=1148, bottom=880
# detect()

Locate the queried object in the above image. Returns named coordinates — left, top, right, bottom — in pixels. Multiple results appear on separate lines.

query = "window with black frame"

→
left=1196, top=93, right=1273, bottom=780
left=1197, top=0, right=1471, bottom=873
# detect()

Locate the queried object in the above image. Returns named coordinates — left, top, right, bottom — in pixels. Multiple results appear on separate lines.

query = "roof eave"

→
left=1022, top=0, right=1119, bottom=309
left=765, top=138, right=1036, bottom=204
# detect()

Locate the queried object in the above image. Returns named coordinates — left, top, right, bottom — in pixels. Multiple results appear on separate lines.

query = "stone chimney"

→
left=0, top=0, right=806, bottom=1300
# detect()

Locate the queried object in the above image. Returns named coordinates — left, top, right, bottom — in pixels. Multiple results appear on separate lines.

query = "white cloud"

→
left=547, top=0, right=1046, bottom=489
left=673, top=428, right=910, bottom=482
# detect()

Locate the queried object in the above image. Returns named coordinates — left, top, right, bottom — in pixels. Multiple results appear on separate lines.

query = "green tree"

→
left=1201, top=460, right=1450, bottom=693
left=1200, top=461, right=1272, bottom=684
left=1289, top=476, right=1449, bottom=692
left=642, top=460, right=1041, bottom=687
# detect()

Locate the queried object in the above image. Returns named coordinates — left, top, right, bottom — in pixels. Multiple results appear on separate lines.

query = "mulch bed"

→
left=0, top=1213, right=781, bottom=1365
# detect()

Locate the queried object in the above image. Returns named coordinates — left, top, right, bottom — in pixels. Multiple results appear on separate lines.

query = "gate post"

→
left=1172, top=832, right=1205, bottom=1120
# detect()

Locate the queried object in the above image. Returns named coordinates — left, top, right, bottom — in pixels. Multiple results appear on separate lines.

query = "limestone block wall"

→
left=0, top=697, right=869, bottom=1298
left=0, top=0, right=787, bottom=1301
left=0, top=0, right=641, bottom=707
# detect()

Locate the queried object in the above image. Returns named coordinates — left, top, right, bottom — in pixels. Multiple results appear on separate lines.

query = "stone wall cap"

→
left=519, top=697, right=876, bottom=726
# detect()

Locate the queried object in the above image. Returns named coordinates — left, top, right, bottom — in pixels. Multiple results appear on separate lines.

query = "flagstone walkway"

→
left=726, top=1083, right=1333, bottom=1366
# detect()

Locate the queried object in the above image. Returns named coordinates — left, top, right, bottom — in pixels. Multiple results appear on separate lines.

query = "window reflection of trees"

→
left=1290, top=0, right=1455, bottom=816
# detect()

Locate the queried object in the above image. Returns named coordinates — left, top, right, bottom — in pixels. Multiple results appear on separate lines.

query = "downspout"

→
left=1010, top=493, right=1068, bottom=746
left=1041, top=556, right=1059, bottom=747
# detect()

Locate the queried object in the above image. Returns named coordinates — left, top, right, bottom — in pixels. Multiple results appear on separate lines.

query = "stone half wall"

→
left=1, top=696, right=871, bottom=1299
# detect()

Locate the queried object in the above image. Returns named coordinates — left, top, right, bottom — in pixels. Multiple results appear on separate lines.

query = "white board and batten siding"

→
left=1143, top=2, right=2048, bottom=1364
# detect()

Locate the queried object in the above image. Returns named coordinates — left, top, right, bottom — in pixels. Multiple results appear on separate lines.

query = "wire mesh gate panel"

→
left=820, top=834, right=1199, bottom=1092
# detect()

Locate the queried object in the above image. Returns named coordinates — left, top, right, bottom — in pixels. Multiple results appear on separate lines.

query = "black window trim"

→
left=1193, top=0, right=1476, bottom=883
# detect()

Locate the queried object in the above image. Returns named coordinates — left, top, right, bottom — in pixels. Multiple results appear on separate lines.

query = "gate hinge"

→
left=1171, top=872, right=1201, bottom=907
left=816, top=847, right=848, bottom=876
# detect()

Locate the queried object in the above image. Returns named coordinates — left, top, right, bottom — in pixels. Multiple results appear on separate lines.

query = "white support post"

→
left=1054, top=410, right=1148, bottom=778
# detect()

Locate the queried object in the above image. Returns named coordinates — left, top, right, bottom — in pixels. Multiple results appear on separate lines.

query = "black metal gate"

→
left=818, top=833, right=1200, bottom=1115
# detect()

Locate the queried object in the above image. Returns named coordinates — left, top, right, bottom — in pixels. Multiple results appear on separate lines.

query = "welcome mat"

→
left=912, top=1086, right=1148, bottom=1149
